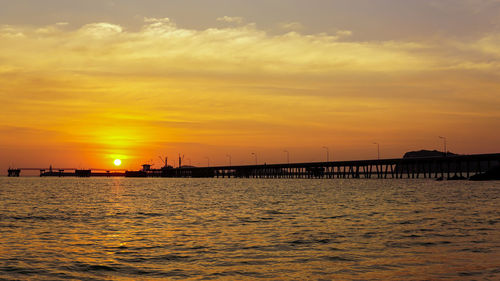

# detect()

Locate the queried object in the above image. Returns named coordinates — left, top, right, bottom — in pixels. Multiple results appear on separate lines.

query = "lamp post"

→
left=205, top=157, right=210, bottom=167
left=373, top=142, right=380, bottom=160
left=322, top=146, right=329, bottom=162
left=439, top=136, right=447, bottom=156
left=226, top=154, right=232, bottom=167
left=283, top=150, right=290, bottom=164
left=251, top=152, right=257, bottom=165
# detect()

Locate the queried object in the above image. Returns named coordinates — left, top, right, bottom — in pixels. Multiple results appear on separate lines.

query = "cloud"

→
left=0, top=19, right=476, bottom=79
left=216, top=16, right=244, bottom=24
left=278, top=22, right=304, bottom=31
left=79, top=22, right=123, bottom=36
left=336, top=30, right=352, bottom=37
left=144, top=17, right=172, bottom=23
left=0, top=25, right=25, bottom=38
left=1, top=20, right=499, bottom=95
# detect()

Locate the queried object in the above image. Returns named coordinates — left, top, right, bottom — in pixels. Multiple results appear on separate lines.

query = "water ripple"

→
left=0, top=177, right=498, bottom=280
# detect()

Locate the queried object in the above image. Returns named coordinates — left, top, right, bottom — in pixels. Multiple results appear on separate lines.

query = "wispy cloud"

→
left=217, top=16, right=244, bottom=24
left=335, top=30, right=352, bottom=37
left=278, top=21, right=304, bottom=31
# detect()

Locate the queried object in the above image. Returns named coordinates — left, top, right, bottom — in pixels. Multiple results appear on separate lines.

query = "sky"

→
left=1, top=0, right=500, bottom=171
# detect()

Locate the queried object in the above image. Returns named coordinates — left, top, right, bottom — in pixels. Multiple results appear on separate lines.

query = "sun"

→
left=114, top=159, right=122, bottom=166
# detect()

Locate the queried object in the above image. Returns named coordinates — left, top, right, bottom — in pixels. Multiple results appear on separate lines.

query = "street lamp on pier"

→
left=251, top=152, right=257, bottom=165
left=205, top=157, right=210, bottom=167
left=373, top=142, right=380, bottom=160
left=226, top=154, right=232, bottom=167
left=439, top=136, right=447, bottom=156
left=283, top=150, right=290, bottom=164
left=322, top=146, right=329, bottom=162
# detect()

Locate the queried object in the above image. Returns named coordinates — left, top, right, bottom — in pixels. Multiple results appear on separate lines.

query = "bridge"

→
left=7, top=153, right=500, bottom=179
left=174, top=153, right=500, bottom=180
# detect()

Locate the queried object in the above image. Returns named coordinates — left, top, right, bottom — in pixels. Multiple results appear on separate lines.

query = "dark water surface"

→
left=0, top=178, right=498, bottom=280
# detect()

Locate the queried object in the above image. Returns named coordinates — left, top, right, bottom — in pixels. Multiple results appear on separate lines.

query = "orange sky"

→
left=1, top=2, right=500, bottom=171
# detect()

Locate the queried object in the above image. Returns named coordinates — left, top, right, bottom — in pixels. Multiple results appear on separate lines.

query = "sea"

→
left=0, top=177, right=498, bottom=280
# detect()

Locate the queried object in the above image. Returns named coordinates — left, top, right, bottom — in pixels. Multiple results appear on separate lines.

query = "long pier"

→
left=7, top=153, right=500, bottom=180
left=176, top=153, right=500, bottom=180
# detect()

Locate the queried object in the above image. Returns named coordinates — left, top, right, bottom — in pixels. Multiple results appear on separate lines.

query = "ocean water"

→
left=0, top=177, right=498, bottom=280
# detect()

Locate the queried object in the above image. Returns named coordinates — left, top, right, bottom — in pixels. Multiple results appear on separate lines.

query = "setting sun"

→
left=114, top=159, right=122, bottom=166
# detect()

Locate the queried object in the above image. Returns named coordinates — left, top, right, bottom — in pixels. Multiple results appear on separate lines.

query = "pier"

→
left=7, top=167, right=126, bottom=177
left=179, top=153, right=500, bottom=179
left=7, top=153, right=500, bottom=180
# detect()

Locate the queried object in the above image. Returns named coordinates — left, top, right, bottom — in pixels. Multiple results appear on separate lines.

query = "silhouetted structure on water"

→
left=7, top=152, right=500, bottom=180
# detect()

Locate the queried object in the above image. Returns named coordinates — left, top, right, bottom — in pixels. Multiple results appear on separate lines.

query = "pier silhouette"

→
left=9, top=153, right=500, bottom=180
left=175, top=153, right=500, bottom=180
left=7, top=167, right=126, bottom=177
